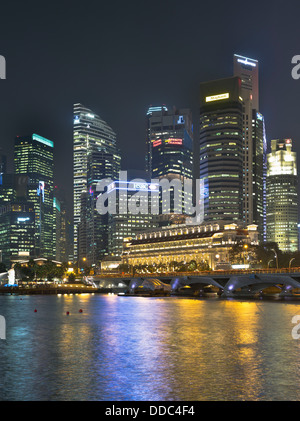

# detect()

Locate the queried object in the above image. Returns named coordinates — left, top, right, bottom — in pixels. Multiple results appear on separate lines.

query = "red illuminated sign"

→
left=153, top=140, right=162, bottom=147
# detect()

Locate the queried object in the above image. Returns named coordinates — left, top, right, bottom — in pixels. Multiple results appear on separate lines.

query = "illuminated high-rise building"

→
left=146, top=105, right=193, bottom=221
left=107, top=177, right=159, bottom=257
left=266, top=138, right=298, bottom=252
left=199, top=76, right=243, bottom=223
left=82, top=150, right=121, bottom=266
left=233, top=54, right=266, bottom=240
left=0, top=172, right=29, bottom=207
left=14, top=134, right=54, bottom=258
left=251, top=110, right=267, bottom=241
left=53, top=186, right=70, bottom=262
left=233, top=54, right=259, bottom=109
left=73, top=103, right=121, bottom=265
left=0, top=203, right=35, bottom=268
left=0, top=174, right=17, bottom=205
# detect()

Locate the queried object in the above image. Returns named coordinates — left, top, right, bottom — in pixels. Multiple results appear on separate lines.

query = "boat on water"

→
left=202, top=286, right=219, bottom=297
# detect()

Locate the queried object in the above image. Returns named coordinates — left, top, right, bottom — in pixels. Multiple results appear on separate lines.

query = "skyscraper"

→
left=83, top=150, right=121, bottom=265
left=0, top=203, right=35, bottom=268
left=251, top=111, right=267, bottom=241
left=233, top=54, right=266, bottom=240
left=146, top=105, right=193, bottom=220
left=73, top=103, right=121, bottom=264
left=107, top=178, right=159, bottom=257
left=199, top=76, right=243, bottom=223
left=233, top=54, right=258, bottom=109
left=266, top=139, right=298, bottom=252
left=146, top=105, right=168, bottom=174
left=14, top=134, right=54, bottom=258
left=53, top=186, right=70, bottom=262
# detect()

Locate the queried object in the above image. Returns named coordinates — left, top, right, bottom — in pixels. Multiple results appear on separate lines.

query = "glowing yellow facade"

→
left=266, top=139, right=298, bottom=252
left=122, top=222, right=258, bottom=270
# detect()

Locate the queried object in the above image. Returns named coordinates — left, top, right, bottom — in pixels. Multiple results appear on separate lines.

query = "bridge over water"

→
left=89, top=268, right=300, bottom=298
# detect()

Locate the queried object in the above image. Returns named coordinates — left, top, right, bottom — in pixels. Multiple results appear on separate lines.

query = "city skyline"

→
left=1, top=53, right=299, bottom=219
left=0, top=50, right=299, bottom=264
left=2, top=1, right=300, bottom=405
left=1, top=0, right=300, bottom=220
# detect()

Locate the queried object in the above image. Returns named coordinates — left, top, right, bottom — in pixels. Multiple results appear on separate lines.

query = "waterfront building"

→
left=73, top=103, right=121, bottom=264
left=0, top=202, right=35, bottom=268
left=107, top=178, right=159, bottom=257
left=266, top=138, right=298, bottom=252
left=146, top=105, right=193, bottom=220
left=14, top=134, right=54, bottom=258
left=199, top=76, right=243, bottom=223
left=122, top=221, right=258, bottom=271
left=77, top=191, right=88, bottom=266
left=233, top=54, right=267, bottom=241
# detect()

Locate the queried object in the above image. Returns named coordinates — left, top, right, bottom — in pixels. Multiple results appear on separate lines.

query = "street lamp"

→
left=243, top=244, right=249, bottom=266
left=268, top=259, right=273, bottom=268
left=289, top=257, right=296, bottom=270
left=77, top=257, right=87, bottom=273
left=271, top=249, right=278, bottom=269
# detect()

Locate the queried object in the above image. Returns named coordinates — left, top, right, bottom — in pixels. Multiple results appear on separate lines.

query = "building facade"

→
left=14, top=134, right=54, bottom=258
left=73, top=103, right=121, bottom=265
left=122, top=221, right=258, bottom=271
left=251, top=110, right=267, bottom=241
left=146, top=105, right=193, bottom=219
left=233, top=54, right=266, bottom=241
left=107, top=179, right=159, bottom=257
left=0, top=203, right=35, bottom=268
left=266, top=138, right=298, bottom=252
left=199, top=76, right=243, bottom=223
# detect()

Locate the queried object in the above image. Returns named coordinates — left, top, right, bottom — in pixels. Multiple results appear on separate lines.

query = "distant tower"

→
left=266, top=139, right=298, bottom=252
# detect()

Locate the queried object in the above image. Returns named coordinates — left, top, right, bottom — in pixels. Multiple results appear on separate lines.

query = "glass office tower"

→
left=0, top=203, right=35, bottom=269
left=14, top=134, right=54, bottom=258
left=83, top=150, right=121, bottom=265
left=0, top=203, right=35, bottom=268
left=73, top=103, right=121, bottom=265
left=199, top=76, right=243, bottom=223
left=233, top=54, right=266, bottom=241
left=251, top=111, right=267, bottom=242
left=266, top=139, right=298, bottom=252
left=146, top=105, right=193, bottom=221
left=107, top=178, right=159, bottom=257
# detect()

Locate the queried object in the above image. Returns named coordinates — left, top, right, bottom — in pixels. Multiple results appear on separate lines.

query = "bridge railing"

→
left=93, top=267, right=300, bottom=279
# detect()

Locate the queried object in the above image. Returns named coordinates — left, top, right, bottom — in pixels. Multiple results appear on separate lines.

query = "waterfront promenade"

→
left=0, top=284, right=98, bottom=295
left=3, top=267, right=300, bottom=298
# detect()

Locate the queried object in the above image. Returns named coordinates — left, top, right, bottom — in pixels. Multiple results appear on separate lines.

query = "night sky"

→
left=1, top=0, right=300, bottom=216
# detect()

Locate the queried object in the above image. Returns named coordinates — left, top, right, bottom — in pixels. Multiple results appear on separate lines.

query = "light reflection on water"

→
left=0, top=294, right=300, bottom=400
